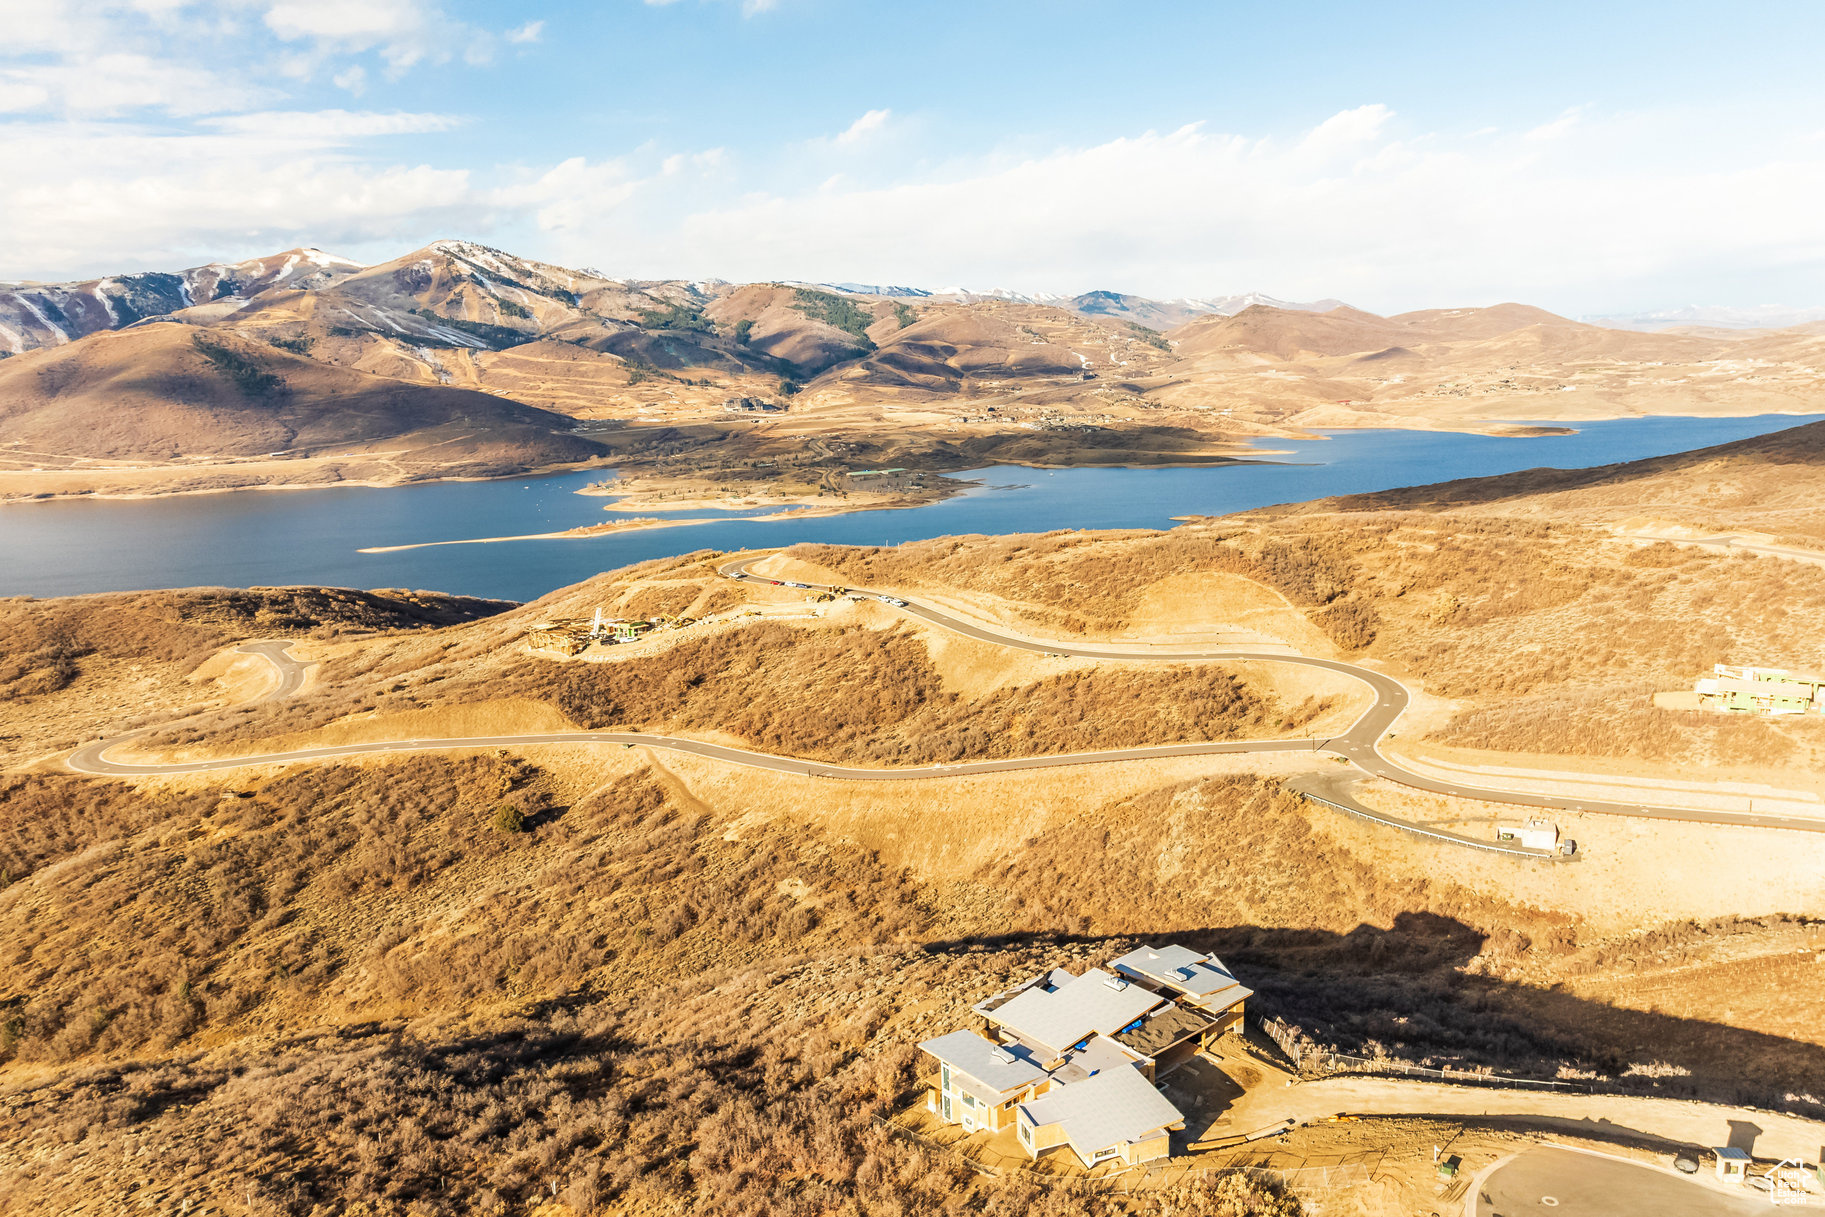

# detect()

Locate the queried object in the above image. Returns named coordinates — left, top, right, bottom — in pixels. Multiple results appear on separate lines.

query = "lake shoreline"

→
left=7, top=414, right=1819, bottom=602
left=13, top=406, right=1825, bottom=509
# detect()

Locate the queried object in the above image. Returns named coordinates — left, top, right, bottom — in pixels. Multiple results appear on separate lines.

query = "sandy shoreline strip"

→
left=353, top=497, right=937, bottom=553
left=357, top=518, right=715, bottom=553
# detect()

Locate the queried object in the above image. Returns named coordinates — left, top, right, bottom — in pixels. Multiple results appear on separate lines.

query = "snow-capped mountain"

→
left=0, top=248, right=364, bottom=354
left=932, top=287, right=1076, bottom=306
left=824, top=282, right=933, bottom=298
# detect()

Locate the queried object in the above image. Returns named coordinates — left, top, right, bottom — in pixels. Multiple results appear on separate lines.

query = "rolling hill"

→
left=0, top=322, right=607, bottom=477
left=1070, top=289, right=1346, bottom=331
left=1154, top=298, right=1825, bottom=432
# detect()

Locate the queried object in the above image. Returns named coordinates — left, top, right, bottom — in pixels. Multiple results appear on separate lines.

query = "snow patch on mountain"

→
left=935, top=287, right=1074, bottom=305
left=824, top=282, right=933, bottom=298
left=16, top=295, right=69, bottom=344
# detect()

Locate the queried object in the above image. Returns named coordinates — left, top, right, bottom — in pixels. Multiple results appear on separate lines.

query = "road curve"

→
left=238, top=639, right=314, bottom=701
left=66, top=641, right=318, bottom=775
left=715, top=556, right=1825, bottom=834
left=62, top=560, right=1825, bottom=836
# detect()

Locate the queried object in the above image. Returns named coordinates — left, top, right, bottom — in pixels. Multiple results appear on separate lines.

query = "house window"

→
left=960, top=1092, right=975, bottom=1109
left=941, top=1094, right=952, bottom=1121
left=941, top=1064, right=950, bottom=1093
left=1019, top=1121, right=1032, bottom=1147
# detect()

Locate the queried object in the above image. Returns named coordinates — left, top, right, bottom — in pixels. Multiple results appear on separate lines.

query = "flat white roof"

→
left=1019, top=1064, right=1183, bottom=1154
left=985, top=968, right=1164, bottom=1056
left=918, top=1030, right=1048, bottom=1098
left=1111, top=944, right=1254, bottom=1007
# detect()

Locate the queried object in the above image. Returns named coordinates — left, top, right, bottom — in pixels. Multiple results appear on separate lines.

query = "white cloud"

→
left=4, top=83, right=1822, bottom=316
left=0, top=81, right=52, bottom=112
left=0, top=0, right=527, bottom=122
left=491, top=156, right=641, bottom=234
left=1526, top=106, right=1583, bottom=142
left=523, top=107, right=1825, bottom=312
left=1296, top=103, right=1392, bottom=156
left=0, top=0, right=572, bottom=278
left=264, top=0, right=425, bottom=48
left=201, top=109, right=464, bottom=138
left=0, top=53, right=271, bottom=116
left=834, top=107, right=890, bottom=146
left=0, top=119, right=494, bottom=276
left=263, top=0, right=501, bottom=72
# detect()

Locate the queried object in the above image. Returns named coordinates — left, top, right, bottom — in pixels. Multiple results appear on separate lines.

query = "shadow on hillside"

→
left=921, top=912, right=1825, bottom=1122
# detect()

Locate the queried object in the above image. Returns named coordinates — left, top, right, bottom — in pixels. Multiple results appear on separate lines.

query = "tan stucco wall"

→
left=1024, top=1119, right=1069, bottom=1155
left=1122, top=1132, right=1172, bottom=1165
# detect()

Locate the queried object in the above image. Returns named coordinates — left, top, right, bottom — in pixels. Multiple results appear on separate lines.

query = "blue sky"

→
left=3, top=0, right=1823, bottom=314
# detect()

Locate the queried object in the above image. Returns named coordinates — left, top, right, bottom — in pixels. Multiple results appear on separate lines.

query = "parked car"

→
left=883, top=597, right=909, bottom=607
left=785, top=581, right=809, bottom=588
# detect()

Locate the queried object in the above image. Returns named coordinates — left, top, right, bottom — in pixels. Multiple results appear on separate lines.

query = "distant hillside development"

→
left=4, top=238, right=1825, bottom=502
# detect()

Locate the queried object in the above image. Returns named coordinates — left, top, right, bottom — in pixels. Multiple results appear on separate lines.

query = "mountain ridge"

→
left=7, top=237, right=1825, bottom=506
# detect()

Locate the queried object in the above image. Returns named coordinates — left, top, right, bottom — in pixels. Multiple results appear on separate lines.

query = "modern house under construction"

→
left=917, top=944, right=1251, bottom=1169
left=1694, top=665, right=1825, bottom=715
left=524, top=608, right=690, bottom=656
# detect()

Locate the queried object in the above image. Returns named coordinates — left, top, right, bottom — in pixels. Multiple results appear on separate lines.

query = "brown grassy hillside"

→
left=125, top=556, right=1333, bottom=765
left=790, top=513, right=1825, bottom=775
left=6, top=540, right=1825, bottom=1212
left=1157, top=300, right=1825, bottom=431
left=0, top=586, right=508, bottom=766
left=3, top=748, right=1820, bottom=1215
left=0, top=323, right=607, bottom=470
left=0, top=756, right=1330, bottom=1215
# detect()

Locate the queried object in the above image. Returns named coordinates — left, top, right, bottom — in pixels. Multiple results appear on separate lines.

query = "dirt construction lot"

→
left=1231, top=1076, right=1825, bottom=1165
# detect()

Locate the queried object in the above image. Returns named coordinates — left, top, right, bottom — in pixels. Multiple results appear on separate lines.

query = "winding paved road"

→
left=61, top=556, right=1825, bottom=837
